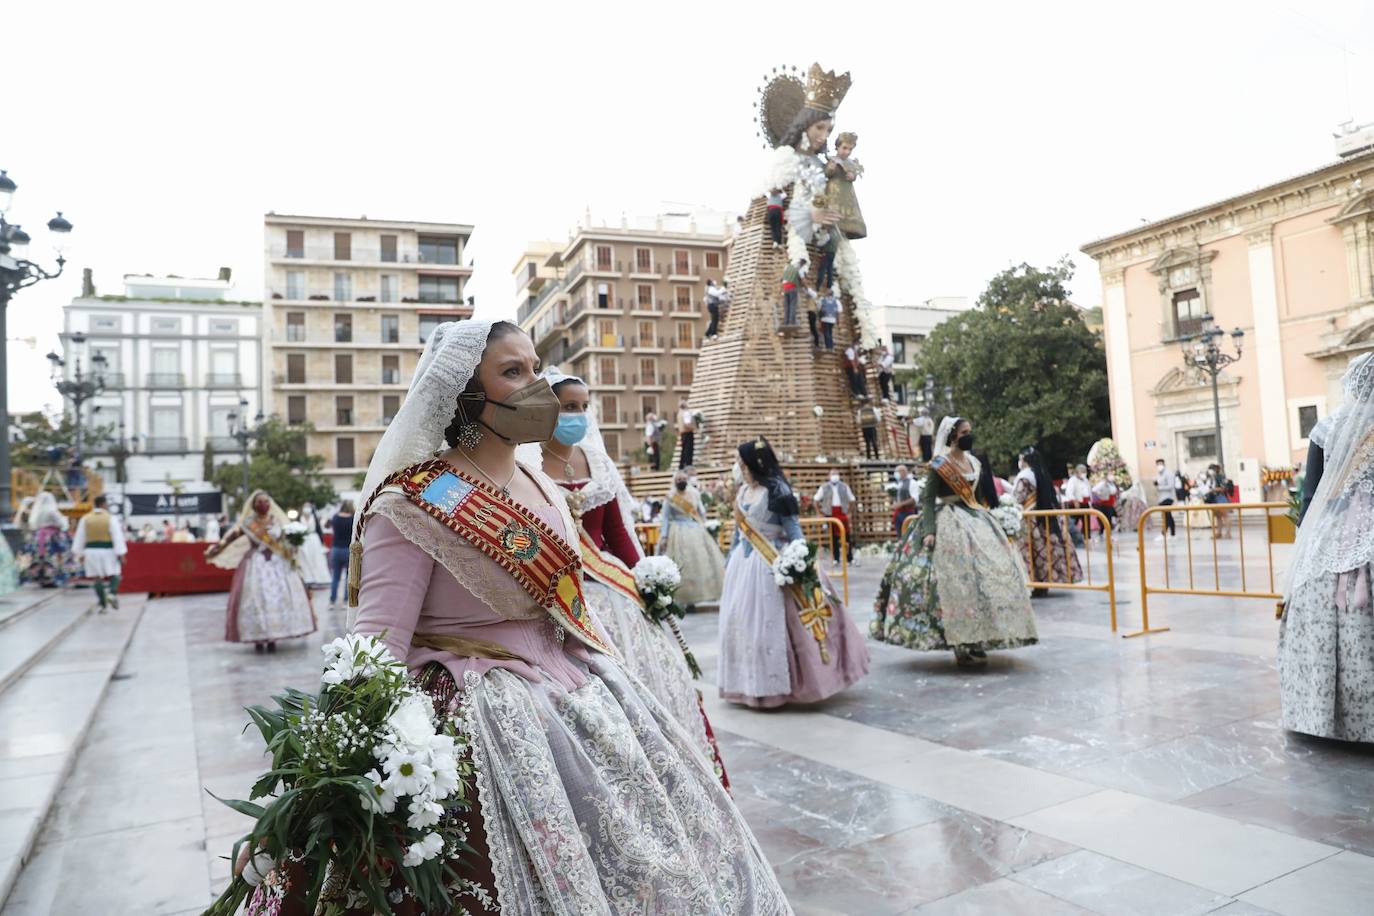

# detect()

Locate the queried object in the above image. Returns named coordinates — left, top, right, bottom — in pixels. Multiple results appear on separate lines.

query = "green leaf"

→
left=206, top=791, right=266, bottom=820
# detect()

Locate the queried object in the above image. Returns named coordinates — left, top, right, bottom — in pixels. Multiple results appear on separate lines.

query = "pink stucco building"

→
left=1081, top=149, right=1374, bottom=498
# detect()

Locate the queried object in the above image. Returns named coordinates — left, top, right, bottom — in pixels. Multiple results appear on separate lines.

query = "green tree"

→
left=212, top=418, right=336, bottom=512
left=10, top=410, right=114, bottom=465
left=904, top=259, right=1111, bottom=478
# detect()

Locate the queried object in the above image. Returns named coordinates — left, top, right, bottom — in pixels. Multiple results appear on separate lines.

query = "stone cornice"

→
left=1081, top=152, right=1374, bottom=265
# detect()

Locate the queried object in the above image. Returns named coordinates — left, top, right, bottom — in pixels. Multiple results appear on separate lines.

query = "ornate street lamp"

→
left=227, top=398, right=265, bottom=503
left=48, top=334, right=106, bottom=462
left=0, top=170, right=73, bottom=528
left=1180, top=323, right=1245, bottom=480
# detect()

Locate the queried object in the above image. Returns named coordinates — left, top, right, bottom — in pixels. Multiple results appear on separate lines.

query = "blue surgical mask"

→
left=554, top=413, right=588, bottom=445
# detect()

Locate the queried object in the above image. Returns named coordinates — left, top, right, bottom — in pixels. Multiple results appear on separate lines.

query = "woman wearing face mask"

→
left=1013, top=447, right=1081, bottom=596
left=517, top=367, right=730, bottom=786
left=657, top=470, right=726, bottom=610
left=718, top=437, right=869, bottom=707
left=871, top=417, right=1038, bottom=666
left=206, top=489, right=316, bottom=653
left=246, top=324, right=788, bottom=913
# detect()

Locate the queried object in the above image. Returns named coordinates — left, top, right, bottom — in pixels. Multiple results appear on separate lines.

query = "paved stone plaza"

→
left=3, top=531, right=1374, bottom=914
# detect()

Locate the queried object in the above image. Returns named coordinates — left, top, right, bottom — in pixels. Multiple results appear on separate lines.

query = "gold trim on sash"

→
left=736, top=515, right=832, bottom=663
left=932, top=456, right=982, bottom=510
left=355, top=460, right=614, bottom=656
left=668, top=492, right=703, bottom=523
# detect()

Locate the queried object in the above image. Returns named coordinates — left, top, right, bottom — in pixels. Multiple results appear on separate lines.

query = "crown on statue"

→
left=804, top=64, right=852, bottom=115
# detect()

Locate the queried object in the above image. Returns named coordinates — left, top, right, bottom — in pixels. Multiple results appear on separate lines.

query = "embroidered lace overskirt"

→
left=1279, top=568, right=1374, bottom=741
left=584, top=578, right=715, bottom=767
left=462, top=657, right=792, bottom=914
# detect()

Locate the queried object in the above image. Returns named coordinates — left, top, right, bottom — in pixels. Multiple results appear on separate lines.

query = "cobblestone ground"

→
left=5, top=528, right=1374, bottom=914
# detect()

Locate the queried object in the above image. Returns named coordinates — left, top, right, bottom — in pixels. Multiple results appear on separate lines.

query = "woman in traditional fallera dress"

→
left=1013, top=447, right=1081, bottom=597
left=1280, top=352, right=1374, bottom=742
left=295, top=502, right=331, bottom=588
left=871, top=417, right=1038, bottom=665
left=517, top=368, right=728, bottom=783
left=20, top=492, right=75, bottom=588
left=658, top=469, right=726, bottom=609
left=207, top=490, right=316, bottom=652
left=253, top=321, right=787, bottom=914
left=718, top=437, right=869, bottom=708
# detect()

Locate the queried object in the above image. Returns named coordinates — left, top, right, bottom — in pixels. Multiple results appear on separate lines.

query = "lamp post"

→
left=1180, top=323, right=1245, bottom=480
left=227, top=398, right=264, bottom=507
left=0, top=170, right=73, bottom=528
left=48, top=334, right=107, bottom=462
left=110, top=418, right=132, bottom=484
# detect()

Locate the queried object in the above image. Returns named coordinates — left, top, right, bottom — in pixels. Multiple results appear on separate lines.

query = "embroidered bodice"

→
left=732, top=483, right=804, bottom=557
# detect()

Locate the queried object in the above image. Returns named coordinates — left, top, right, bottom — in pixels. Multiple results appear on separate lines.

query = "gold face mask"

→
left=461, top=377, right=562, bottom=445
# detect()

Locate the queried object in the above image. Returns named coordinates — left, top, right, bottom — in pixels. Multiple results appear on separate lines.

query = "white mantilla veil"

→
left=348, top=319, right=495, bottom=619
left=515, top=366, right=643, bottom=561
left=933, top=415, right=980, bottom=479
left=1287, top=351, right=1374, bottom=601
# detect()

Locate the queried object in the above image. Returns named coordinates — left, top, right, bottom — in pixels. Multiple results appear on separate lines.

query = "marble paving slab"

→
left=1011, top=789, right=1340, bottom=897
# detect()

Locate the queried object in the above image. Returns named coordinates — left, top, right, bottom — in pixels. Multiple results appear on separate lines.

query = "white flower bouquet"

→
left=281, top=520, right=309, bottom=547
left=631, top=555, right=701, bottom=678
left=204, top=634, right=479, bottom=916
left=704, top=518, right=721, bottom=534
left=991, top=493, right=1024, bottom=539
left=772, top=538, right=820, bottom=590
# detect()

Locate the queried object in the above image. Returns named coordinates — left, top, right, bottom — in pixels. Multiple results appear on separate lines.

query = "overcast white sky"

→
left=6, top=0, right=1373, bottom=413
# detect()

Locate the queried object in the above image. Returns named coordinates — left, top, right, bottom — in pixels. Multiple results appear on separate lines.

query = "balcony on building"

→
left=95, top=371, right=127, bottom=389
left=206, top=372, right=243, bottom=388
left=146, top=372, right=186, bottom=389
left=207, top=436, right=241, bottom=451
left=145, top=436, right=189, bottom=453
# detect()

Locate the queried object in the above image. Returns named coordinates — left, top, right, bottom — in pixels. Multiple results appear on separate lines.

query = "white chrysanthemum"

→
left=362, top=768, right=398, bottom=814
left=383, top=750, right=433, bottom=798
left=402, top=831, right=445, bottom=867
left=386, top=693, right=436, bottom=751
left=406, top=796, right=444, bottom=830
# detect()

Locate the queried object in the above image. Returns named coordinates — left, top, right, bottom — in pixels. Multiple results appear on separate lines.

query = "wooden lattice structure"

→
left=676, top=196, right=914, bottom=468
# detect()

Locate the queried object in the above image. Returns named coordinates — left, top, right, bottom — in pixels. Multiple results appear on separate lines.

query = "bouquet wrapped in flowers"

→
left=204, top=634, right=481, bottom=916
left=281, top=520, right=309, bottom=548
left=990, top=493, right=1024, bottom=539
left=704, top=518, right=722, bottom=534
left=631, top=555, right=701, bottom=678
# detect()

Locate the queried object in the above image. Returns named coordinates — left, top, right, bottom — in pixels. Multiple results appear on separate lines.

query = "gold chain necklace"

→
left=541, top=443, right=577, bottom=479
left=459, top=448, right=516, bottom=497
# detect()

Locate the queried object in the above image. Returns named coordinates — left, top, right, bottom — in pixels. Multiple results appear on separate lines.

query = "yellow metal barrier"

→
left=634, top=523, right=661, bottom=555
left=1134, top=501, right=1287, bottom=638
left=1023, top=508, right=1118, bottom=632
left=800, top=516, right=849, bottom=605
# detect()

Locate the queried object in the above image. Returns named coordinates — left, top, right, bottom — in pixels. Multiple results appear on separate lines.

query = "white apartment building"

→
left=263, top=213, right=474, bottom=493
left=873, top=297, right=972, bottom=409
left=60, top=271, right=265, bottom=496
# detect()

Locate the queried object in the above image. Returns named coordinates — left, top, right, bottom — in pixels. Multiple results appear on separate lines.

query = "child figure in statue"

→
left=826, top=131, right=867, bottom=240
left=766, top=188, right=786, bottom=248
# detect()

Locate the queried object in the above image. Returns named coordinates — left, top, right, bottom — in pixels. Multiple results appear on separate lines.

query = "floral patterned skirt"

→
left=19, top=526, right=75, bottom=588
left=658, top=520, right=726, bottom=607
left=1279, top=567, right=1374, bottom=742
left=872, top=505, right=1038, bottom=652
left=1019, top=515, right=1082, bottom=585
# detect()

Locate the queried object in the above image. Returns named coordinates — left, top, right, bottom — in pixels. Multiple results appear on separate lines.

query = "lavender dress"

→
left=718, top=483, right=870, bottom=708
left=351, top=467, right=791, bottom=915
